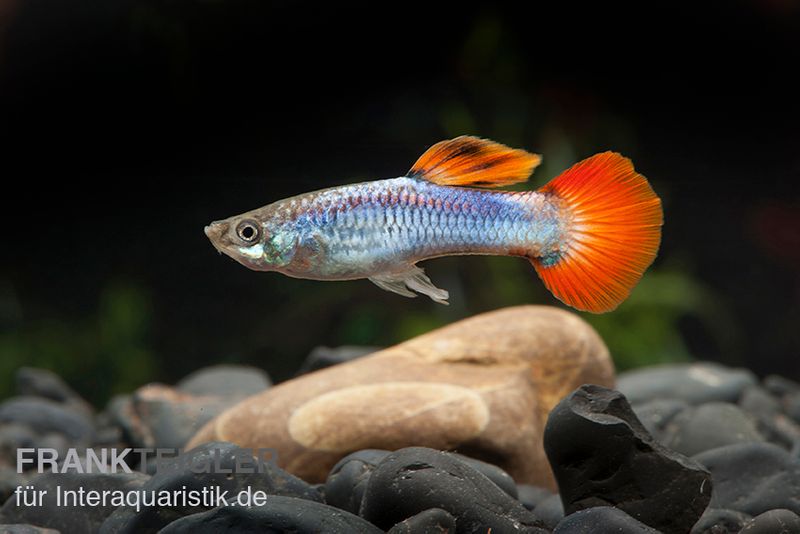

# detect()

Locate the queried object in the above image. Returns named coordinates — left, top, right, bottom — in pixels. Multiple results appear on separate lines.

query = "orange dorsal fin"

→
left=407, top=136, right=541, bottom=188
left=531, top=152, right=663, bottom=313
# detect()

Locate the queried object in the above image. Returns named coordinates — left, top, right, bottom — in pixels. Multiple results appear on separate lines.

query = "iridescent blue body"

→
left=205, top=175, right=570, bottom=304
left=278, top=177, right=568, bottom=279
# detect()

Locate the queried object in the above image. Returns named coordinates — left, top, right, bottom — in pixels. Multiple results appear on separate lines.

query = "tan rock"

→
left=185, top=305, right=614, bottom=488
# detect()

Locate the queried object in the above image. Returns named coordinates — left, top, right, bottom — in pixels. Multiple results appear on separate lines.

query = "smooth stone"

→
left=0, top=398, right=94, bottom=445
left=176, top=364, right=272, bottom=397
left=0, top=469, right=27, bottom=504
left=544, top=385, right=712, bottom=534
left=631, top=399, right=689, bottom=442
left=786, top=393, right=800, bottom=425
left=663, top=402, right=765, bottom=456
left=516, top=485, right=554, bottom=511
left=517, top=484, right=554, bottom=510
left=187, top=306, right=615, bottom=488
left=553, top=507, right=661, bottom=533
left=15, top=368, right=92, bottom=416
left=753, top=412, right=800, bottom=454
left=0, top=526, right=61, bottom=534
left=99, top=441, right=321, bottom=533
left=112, top=384, right=237, bottom=449
left=296, top=346, right=381, bottom=375
left=0, top=424, right=37, bottom=469
left=158, top=496, right=383, bottom=534
left=764, top=375, right=800, bottom=397
left=324, top=449, right=389, bottom=514
left=740, top=509, right=800, bottom=534
left=690, top=507, right=752, bottom=534
left=0, top=471, right=149, bottom=533
left=617, top=362, right=756, bottom=405
left=450, top=452, right=518, bottom=499
left=359, top=447, right=547, bottom=533
left=739, top=385, right=782, bottom=418
left=694, top=442, right=800, bottom=516
left=533, top=493, right=564, bottom=530
left=387, top=508, right=457, bottom=534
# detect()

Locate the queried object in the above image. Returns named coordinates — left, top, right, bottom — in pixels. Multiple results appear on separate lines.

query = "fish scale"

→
left=294, top=177, right=562, bottom=277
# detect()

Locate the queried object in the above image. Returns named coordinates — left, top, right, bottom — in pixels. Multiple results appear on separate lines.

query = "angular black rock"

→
left=387, top=508, right=457, bottom=534
left=0, top=525, right=61, bottom=534
left=0, top=471, right=150, bottom=533
left=543, top=384, right=712, bottom=534
left=662, top=402, right=764, bottom=456
left=158, top=496, right=383, bottom=533
left=0, top=397, right=94, bottom=445
left=295, top=345, right=380, bottom=375
left=690, top=507, right=752, bottom=534
left=616, top=362, right=756, bottom=405
left=359, top=447, right=547, bottom=533
left=694, top=442, right=800, bottom=516
left=739, top=509, right=800, bottom=534
left=99, top=441, right=321, bottom=533
left=325, top=449, right=389, bottom=514
left=553, top=506, right=661, bottom=533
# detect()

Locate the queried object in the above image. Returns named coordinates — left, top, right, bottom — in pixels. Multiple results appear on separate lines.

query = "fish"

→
left=205, top=136, right=663, bottom=312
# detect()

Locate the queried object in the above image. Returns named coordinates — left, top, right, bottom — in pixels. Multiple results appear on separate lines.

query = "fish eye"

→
left=235, top=220, right=261, bottom=243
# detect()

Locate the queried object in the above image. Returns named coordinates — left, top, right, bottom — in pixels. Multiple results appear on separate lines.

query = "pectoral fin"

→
left=369, top=265, right=450, bottom=305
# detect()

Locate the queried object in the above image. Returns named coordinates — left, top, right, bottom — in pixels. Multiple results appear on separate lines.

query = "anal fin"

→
left=369, top=265, right=450, bottom=305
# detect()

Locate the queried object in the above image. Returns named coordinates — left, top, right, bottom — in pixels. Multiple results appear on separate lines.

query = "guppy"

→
left=205, top=136, right=663, bottom=312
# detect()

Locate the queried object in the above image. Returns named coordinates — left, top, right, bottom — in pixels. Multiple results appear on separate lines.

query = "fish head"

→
left=204, top=213, right=298, bottom=272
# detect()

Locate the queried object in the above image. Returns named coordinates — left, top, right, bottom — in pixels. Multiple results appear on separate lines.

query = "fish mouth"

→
left=204, top=221, right=230, bottom=254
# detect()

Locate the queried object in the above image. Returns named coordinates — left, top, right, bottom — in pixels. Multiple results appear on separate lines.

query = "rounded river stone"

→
left=186, top=306, right=614, bottom=488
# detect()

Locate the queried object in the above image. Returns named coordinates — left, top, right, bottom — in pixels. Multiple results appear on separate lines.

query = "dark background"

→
left=2, top=1, right=799, bottom=405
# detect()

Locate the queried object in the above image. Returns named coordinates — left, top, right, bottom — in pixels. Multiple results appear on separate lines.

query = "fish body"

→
left=206, top=136, right=663, bottom=312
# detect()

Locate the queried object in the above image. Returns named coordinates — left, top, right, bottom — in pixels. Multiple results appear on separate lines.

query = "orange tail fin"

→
left=532, top=152, right=663, bottom=313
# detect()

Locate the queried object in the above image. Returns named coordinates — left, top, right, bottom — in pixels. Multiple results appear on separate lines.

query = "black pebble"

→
left=694, top=442, right=800, bottom=516
left=543, top=384, right=712, bottom=534
left=15, top=367, right=92, bottom=416
left=516, top=485, right=554, bottom=511
left=0, top=525, right=61, bottom=533
left=553, top=506, right=660, bottom=533
left=532, top=493, right=564, bottom=530
left=631, top=398, right=689, bottom=443
left=387, top=508, right=457, bottom=534
left=359, top=447, right=547, bottom=533
left=740, top=509, right=800, bottom=534
left=158, top=496, right=383, bottom=533
left=0, top=397, right=94, bottom=445
left=739, top=385, right=782, bottom=418
left=99, top=441, right=321, bottom=534
left=690, top=507, right=752, bottom=534
left=662, top=402, right=764, bottom=456
left=616, top=363, right=756, bottom=405
left=449, top=452, right=518, bottom=499
left=0, top=471, right=150, bottom=533
left=324, top=449, right=389, bottom=514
